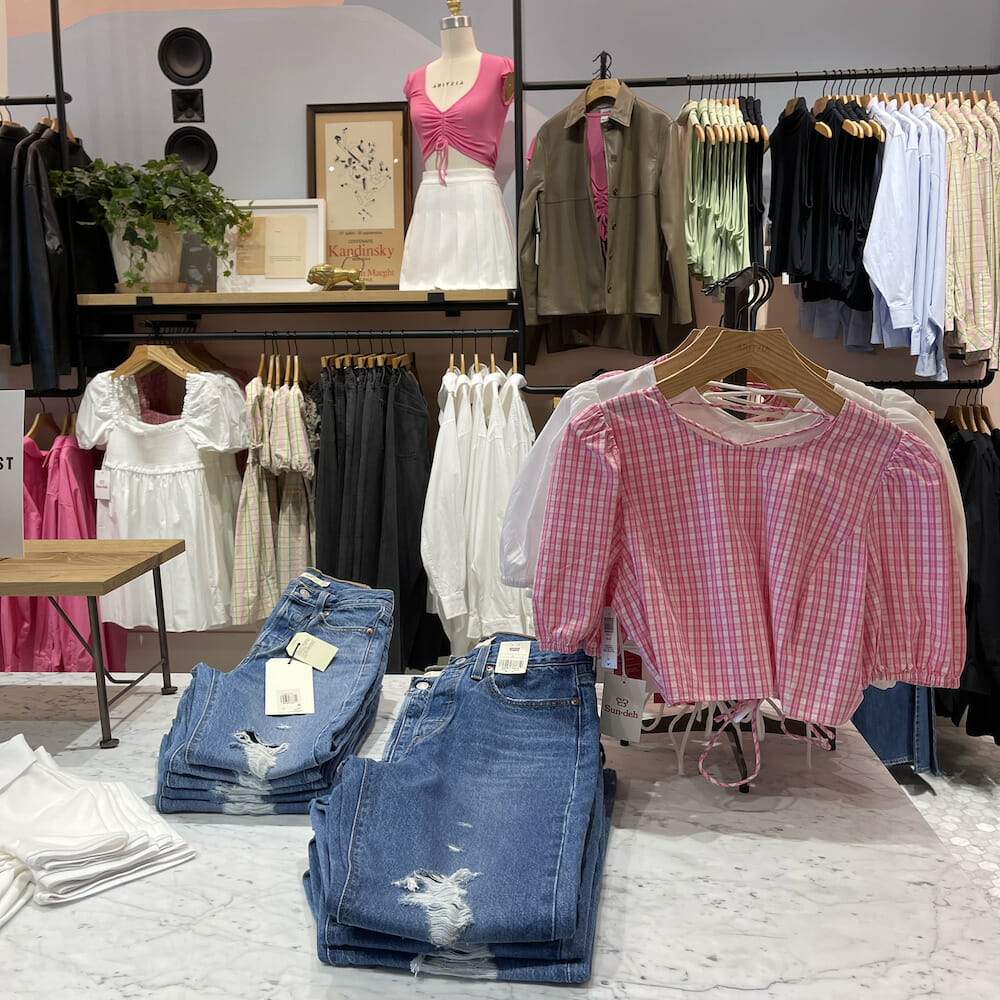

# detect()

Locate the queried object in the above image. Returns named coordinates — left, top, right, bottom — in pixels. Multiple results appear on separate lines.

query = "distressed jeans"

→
left=156, top=571, right=393, bottom=814
left=304, top=634, right=615, bottom=983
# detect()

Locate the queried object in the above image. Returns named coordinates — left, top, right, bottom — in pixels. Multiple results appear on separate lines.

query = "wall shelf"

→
left=77, top=289, right=516, bottom=317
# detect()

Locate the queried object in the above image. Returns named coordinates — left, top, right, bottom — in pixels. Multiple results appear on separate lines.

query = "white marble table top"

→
left=1, top=671, right=998, bottom=1000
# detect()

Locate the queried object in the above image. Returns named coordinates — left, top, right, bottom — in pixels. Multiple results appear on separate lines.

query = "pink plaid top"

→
left=533, top=388, right=966, bottom=728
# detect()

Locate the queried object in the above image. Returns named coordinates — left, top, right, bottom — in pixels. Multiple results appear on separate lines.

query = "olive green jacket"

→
left=518, top=84, right=692, bottom=329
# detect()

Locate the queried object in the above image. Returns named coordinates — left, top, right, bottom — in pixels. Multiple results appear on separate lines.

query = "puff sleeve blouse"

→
left=532, top=388, right=965, bottom=730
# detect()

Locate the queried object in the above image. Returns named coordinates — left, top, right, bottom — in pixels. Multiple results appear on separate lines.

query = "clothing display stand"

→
left=1, top=0, right=84, bottom=398
left=509, top=0, right=999, bottom=393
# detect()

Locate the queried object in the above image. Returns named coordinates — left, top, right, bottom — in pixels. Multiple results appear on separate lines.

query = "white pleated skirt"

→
left=399, top=168, right=516, bottom=291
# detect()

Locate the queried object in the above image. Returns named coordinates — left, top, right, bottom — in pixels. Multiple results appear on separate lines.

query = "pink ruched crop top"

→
left=404, top=52, right=514, bottom=183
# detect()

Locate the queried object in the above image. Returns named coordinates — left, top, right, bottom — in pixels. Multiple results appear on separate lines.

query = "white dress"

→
left=77, top=371, right=249, bottom=631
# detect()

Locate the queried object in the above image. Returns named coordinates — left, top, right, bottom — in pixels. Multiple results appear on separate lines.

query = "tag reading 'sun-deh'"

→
left=600, top=668, right=645, bottom=742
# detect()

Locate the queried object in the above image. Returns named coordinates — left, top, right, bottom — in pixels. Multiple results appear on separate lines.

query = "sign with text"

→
left=0, top=391, right=25, bottom=558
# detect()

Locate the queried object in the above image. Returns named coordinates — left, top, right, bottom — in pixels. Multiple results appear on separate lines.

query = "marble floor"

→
left=894, top=722, right=1000, bottom=911
left=2, top=671, right=1000, bottom=999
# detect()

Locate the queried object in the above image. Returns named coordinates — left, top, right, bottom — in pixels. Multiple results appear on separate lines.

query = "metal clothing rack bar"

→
left=521, top=64, right=1000, bottom=93
left=868, top=368, right=996, bottom=392
left=0, top=93, right=72, bottom=107
left=87, top=328, right=521, bottom=342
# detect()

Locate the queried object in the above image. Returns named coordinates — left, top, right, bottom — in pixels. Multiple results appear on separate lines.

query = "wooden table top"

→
left=0, top=540, right=185, bottom=596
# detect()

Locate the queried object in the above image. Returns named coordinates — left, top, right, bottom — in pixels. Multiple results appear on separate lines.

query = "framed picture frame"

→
left=307, top=102, right=412, bottom=288
left=216, top=199, right=326, bottom=293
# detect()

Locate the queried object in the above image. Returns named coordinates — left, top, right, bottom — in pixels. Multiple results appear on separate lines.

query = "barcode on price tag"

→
left=600, top=607, right=618, bottom=672
left=278, top=690, right=301, bottom=710
left=495, top=641, right=530, bottom=675
left=265, top=658, right=315, bottom=715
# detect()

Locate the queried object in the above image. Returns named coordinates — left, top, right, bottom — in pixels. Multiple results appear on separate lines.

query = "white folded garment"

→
left=0, top=735, right=194, bottom=915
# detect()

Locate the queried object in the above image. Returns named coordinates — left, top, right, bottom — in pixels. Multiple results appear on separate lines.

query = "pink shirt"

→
left=532, top=389, right=965, bottom=729
left=404, top=52, right=514, bottom=183
left=0, top=438, right=47, bottom=671
left=584, top=113, right=609, bottom=243
left=33, top=435, right=126, bottom=672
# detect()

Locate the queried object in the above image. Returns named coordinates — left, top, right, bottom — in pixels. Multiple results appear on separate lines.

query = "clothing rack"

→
left=6, top=0, right=82, bottom=398
left=510, top=0, right=1000, bottom=393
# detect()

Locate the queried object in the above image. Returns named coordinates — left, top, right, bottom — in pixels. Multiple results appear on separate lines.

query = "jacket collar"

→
left=564, top=83, right=636, bottom=129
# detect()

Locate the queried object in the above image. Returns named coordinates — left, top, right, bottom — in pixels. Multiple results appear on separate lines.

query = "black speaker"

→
left=158, top=27, right=212, bottom=86
left=171, top=89, right=205, bottom=123
left=165, top=127, right=218, bottom=175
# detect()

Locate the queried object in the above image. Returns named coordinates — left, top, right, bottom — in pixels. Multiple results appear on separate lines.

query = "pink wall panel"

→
left=7, top=0, right=343, bottom=38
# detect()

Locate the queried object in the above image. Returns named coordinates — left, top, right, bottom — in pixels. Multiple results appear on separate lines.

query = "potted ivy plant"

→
left=50, top=155, right=253, bottom=291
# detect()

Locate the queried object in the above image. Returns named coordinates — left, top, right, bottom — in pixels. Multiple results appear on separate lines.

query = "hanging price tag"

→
left=600, top=668, right=645, bottom=743
left=599, top=607, right=619, bottom=673
left=94, top=470, right=111, bottom=501
left=265, top=658, right=315, bottom=715
left=286, top=632, right=337, bottom=671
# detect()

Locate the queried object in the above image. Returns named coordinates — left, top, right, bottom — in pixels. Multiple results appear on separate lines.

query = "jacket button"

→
left=613, top=187, right=619, bottom=195
left=607, top=285, right=612, bottom=293
left=611, top=223, right=617, bottom=231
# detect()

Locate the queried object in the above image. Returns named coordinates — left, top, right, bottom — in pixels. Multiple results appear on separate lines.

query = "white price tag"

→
left=94, top=469, right=111, bottom=502
left=599, top=607, right=619, bottom=673
left=265, top=658, right=315, bottom=715
left=781, top=272, right=791, bottom=285
left=495, top=641, right=531, bottom=675
left=286, top=632, right=338, bottom=671
left=600, top=669, right=645, bottom=743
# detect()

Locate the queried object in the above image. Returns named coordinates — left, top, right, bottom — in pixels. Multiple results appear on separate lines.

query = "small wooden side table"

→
left=0, top=539, right=185, bottom=748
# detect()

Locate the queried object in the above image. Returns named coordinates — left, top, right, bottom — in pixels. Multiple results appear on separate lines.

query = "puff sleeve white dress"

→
left=77, top=371, right=249, bottom=630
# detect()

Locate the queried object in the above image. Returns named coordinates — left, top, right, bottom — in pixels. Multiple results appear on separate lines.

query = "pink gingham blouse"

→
left=532, top=388, right=966, bottom=728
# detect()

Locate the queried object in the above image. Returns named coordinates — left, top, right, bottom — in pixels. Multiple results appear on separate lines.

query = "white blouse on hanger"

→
left=77, top=371, right=249, bottom=631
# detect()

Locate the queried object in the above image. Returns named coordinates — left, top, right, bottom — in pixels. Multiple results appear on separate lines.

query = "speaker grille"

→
left=165, top=127, right=218, bottom=176
left=158, top=28, right=212, bottom=86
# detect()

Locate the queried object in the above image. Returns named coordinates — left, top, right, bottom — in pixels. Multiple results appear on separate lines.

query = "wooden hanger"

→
left=654, top=326, right=845, bottom=415
left=511, top=352, right=518, bottom=376
left=283, top=354, right=292, bottom=387
left=944, top=404, right=968, bottom=429
left=112, top=343, right=200, bottom=380
left=293, top=355, right=300, bottom=387
left=60, top=410, right=77, bottom=436
left=981, top=404, right=995, bottom=431
left=257, top=353, right=266, bottom=380
left=26, top=408, right=60, bottom=446
left=585, top=77, right=621, bottom=109
left=814, top=120, right=833, bottom=138
left=181, top=341, right=225, bottom=372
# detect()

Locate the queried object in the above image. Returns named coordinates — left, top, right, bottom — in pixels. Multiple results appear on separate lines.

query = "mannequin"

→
left=398, top=1, right=517, bottom=291
left=423, top=14, right=513, bottom=171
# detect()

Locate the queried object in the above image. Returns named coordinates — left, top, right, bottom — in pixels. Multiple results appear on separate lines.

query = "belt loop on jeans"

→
left=470, top=638, right=493, bottom=681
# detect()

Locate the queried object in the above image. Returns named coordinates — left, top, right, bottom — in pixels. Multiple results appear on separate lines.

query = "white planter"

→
left=109, top=221, right=185, bottom=290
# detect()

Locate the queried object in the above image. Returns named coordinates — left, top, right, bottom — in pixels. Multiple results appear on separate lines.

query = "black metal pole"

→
left=512, top=0, right=527, bottom=366
left=0, top=93, right=72, bottom=107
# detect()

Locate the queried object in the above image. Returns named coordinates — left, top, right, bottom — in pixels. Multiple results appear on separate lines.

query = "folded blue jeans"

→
left=157, top=571, right=393, bottom=813
left=310, top=767, right=615, bottom=978
left=306, top=635, right=608, bottom=963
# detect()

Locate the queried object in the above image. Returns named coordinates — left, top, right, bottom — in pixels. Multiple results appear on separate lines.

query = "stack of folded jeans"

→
left=156, top=571, right=393, bottom=815
left=0, top=733, right=194, bottom=927
left=304, top=634, right=615, bottom=984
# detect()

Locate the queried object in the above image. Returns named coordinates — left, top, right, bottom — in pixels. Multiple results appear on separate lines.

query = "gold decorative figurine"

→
left=307, top=258, right=366, bottom=291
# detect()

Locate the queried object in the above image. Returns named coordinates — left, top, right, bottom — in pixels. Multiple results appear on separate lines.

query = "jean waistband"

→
left=449, top=633, right=595, bottom=681
left=279, top=569, right=394, bottom=615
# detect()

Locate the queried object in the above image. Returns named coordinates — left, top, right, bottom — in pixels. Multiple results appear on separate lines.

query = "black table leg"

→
left=87, top=595, right=119, bottom=749
left=152, top=566, right=177, bottom=695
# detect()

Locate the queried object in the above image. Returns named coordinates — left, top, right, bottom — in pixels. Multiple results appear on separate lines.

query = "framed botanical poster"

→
left=307, top=102, right=412, bottom=288
left=216, top=199, right=326, bottom=293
